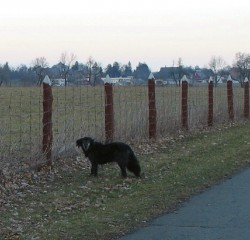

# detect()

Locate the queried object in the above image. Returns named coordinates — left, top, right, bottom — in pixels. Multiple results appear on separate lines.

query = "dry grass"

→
left=0, top=84, right=246, bottom=171
left=1, top=123, right=250, bottom=239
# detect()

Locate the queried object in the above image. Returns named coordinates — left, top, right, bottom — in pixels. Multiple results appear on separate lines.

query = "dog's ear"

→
left=76, top=138, right=83, bottom=148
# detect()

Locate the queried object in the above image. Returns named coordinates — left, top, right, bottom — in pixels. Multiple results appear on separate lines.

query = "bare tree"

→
left=32, top=57, right=49, bottom=86
left=59, top=52, right=77, bottom=86
left=86, top=56, right=95, bottom=84
left=85, top=57, right=103, bottom=86
left=171, top=58, right=185, bottom=86
left=233, top=52, right=250, bottom=86
left=92, top=62, right=102, bottom=86
left=209, top=56, right=226, bottom=86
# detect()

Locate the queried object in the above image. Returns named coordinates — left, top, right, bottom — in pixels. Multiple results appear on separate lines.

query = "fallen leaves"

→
left=0, top=152, right=145, bottom=239
left=0, top=132, right=190, bottom=240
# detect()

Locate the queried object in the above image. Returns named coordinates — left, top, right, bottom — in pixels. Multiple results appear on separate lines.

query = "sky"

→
left=0, top=0, right=249, bottom=71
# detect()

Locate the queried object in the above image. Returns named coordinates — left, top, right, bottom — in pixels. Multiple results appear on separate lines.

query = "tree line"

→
left=0, top=52, right=249, bottom=87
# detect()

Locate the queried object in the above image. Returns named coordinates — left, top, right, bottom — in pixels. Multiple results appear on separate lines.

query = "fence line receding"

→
left=0, top=77, right=249, bottom=172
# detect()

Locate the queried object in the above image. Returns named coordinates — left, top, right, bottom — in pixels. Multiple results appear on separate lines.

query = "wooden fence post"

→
left=208, top=77, right=214, bottom=126
left=227, top=75, right=234, bottom=121
left=181, top=75, right=188, bottom=130
left=105, top=83, right=114, bottom=143
left=148, top=73, right=157, bottom=139
left=244, top=77, right=249, bottom=119
left=42, top=75, right=53, bottom=165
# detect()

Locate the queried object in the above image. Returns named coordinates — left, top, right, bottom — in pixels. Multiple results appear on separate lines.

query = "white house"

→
left=101, top=75, right=133, bottom=85
left=52, top=78, right=65, bottom=86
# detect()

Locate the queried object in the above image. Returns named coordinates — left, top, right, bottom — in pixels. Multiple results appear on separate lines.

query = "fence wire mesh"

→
left=0, top=83, right=247, bottom=172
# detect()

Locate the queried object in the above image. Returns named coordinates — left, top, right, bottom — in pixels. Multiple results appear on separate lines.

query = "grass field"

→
left=1, top=123, right=250, bottom=239
left=0, top=85, right=245, bottom=171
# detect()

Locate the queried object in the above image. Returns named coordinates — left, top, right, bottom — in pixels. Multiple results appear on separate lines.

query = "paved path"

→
left=119, top=168, right=250, bottom=240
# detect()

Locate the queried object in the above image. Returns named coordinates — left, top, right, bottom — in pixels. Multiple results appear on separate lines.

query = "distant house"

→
left=49, top=63, right=65, bottom=77
left=52, top=78, right=65, bottom=86
left=101, top=75, right=133, bottom=86
left=229, top=67, right=240, bottom=81
left=155, top=79, right=169, bottom=86
left=156, top=67, right=174, bottom=80
left=193, top=69, right=209, bottom=83
left=192, top=67, right=214, bottom=84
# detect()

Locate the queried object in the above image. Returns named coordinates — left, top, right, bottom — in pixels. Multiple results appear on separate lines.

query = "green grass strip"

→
left=1, top=123, right=250, bottom=240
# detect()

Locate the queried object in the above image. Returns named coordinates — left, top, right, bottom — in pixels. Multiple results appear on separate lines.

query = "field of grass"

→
left=1, top=123, right=250, bottom=239
left=0, top=85, right=246, bottom=171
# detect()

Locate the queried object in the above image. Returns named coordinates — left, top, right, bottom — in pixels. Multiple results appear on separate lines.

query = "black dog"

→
left=76, top=137, right=141, bottom=178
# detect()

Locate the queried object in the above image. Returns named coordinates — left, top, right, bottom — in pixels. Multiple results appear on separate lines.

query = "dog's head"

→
left=76, top=137, right=94, bottom=153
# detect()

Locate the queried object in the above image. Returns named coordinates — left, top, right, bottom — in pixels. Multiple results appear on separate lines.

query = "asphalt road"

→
left=119, top=168, right=250, bottom=240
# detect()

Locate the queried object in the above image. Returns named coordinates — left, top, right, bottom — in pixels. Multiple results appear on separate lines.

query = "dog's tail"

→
left=127, top=151, right=141, bottom=177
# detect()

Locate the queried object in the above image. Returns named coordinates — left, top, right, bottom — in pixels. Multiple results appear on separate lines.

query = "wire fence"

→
left=0, top=79, right=248, bottom=172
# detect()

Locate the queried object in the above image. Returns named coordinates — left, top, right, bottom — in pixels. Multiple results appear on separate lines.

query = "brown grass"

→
left=0, top=84, right=246, bottom=171
left=1, top=123, right=250, bottom=239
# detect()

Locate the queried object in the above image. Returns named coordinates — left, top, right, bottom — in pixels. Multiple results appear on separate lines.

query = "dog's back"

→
left=90, top=142, right=131, bottom=164
left=95, top=142, right=141, bottom=176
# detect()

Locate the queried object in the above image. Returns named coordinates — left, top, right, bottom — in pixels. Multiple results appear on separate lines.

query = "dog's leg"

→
left=91, top=162, right=98, bottom=176
left=121, top=168, right=127, bottom=178
left=117, top=162, right=127, bottom=178
left=127, top=153, right=141, bottom=178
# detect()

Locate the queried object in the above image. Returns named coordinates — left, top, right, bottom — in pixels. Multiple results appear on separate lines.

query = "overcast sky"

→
left=0, top=0, right=249, bottom=71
